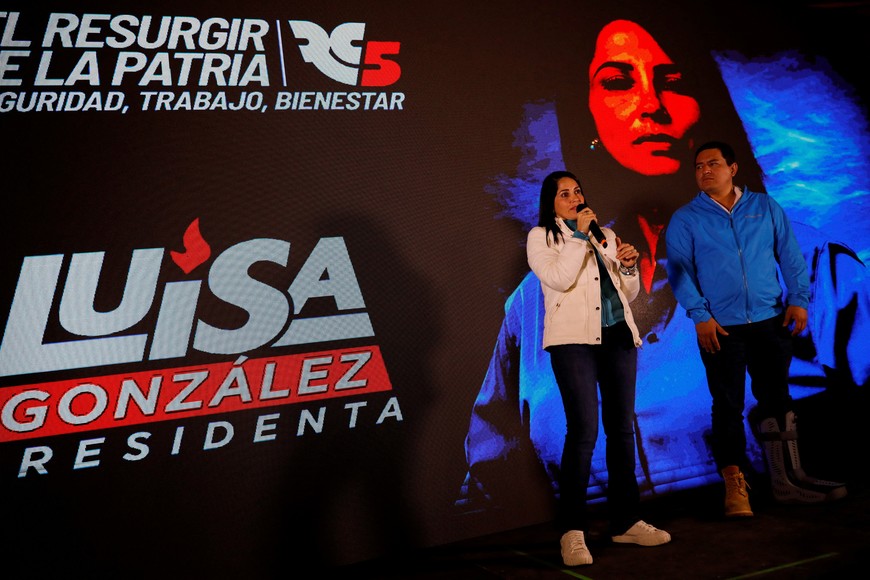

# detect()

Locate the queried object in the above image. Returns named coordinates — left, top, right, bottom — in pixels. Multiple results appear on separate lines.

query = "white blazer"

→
left=526, top=218, right=642, bottom=349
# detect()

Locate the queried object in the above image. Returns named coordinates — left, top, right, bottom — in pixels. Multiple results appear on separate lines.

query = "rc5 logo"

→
left=287, top=21, right=400, bottom=87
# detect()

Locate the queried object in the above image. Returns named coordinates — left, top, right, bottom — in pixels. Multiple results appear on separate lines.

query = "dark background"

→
left=0, top=0, right=867, bottom=576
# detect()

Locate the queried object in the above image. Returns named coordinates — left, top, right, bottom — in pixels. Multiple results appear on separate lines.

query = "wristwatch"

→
left=619, top=263, right=639, bottom=276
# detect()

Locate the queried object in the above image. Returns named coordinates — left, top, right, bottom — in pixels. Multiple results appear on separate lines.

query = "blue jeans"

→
left=699, top=313, right=794, bottom=471
left=548, top=324, right=639, bottom=536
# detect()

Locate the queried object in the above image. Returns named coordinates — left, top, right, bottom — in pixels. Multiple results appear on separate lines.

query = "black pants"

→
left=699, top=313, right=794, bottom=471
left=548, top=322, right=639, bottom=535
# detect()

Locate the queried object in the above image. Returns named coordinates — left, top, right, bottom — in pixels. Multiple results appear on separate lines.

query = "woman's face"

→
left=588, top=19, right=700, bottom=176
left=553, top=177, right=585, bottom=220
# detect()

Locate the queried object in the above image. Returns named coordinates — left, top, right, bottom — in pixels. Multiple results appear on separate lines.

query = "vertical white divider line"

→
left=276, top=20, right=287, bottom=87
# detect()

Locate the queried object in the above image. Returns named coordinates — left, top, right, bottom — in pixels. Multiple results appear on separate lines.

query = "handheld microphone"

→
left=576, top=204, right=607, bottom=247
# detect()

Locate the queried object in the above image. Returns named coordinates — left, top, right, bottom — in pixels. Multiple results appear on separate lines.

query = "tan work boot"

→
left=721, top=465, right=753, bottom=518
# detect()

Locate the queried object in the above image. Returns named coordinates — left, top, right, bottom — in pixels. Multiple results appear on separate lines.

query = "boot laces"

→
left=725, top=471, right=750, bottom=496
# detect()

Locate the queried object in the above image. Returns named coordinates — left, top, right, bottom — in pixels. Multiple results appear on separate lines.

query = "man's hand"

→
left=783, top=305, right=808, bottom=336
left=696, top=318, right=728, bottom=353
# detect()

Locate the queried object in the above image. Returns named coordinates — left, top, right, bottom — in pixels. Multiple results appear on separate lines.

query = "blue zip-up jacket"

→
left=665, top=187, right=810, bottom=326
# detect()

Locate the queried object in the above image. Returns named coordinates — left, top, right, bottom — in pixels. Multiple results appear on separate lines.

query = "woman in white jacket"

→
left=526, top=170, right=670, bottom=566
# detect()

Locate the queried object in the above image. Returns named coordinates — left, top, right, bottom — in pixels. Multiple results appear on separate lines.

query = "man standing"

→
left=665, top=141, right=846, bottom=517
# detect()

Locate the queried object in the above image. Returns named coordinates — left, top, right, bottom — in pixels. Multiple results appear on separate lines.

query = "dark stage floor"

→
left=338, top=389, right=870, bottom=579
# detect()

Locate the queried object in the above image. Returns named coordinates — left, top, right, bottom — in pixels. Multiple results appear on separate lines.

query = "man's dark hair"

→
left=695, top=141, right=736, bottom=165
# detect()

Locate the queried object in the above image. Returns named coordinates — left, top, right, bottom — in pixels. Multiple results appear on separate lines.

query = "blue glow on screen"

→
left=715, top=50, right=870, bottom=262
left=457, top=50, right=870, bottom=511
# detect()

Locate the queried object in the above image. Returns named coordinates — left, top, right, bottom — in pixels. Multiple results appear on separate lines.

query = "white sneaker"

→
left=560, top=530, right=593, bottom=566
left=611, top=520, right=671, bottom=546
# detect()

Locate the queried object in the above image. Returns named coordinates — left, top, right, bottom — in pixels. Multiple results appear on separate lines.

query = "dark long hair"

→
left=537, top=170, right=584, bottom=246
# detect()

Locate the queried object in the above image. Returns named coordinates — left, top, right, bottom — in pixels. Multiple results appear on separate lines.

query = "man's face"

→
left=588, top=19, right=701, bottom=176
left=694, top=148, right=736, bottom=194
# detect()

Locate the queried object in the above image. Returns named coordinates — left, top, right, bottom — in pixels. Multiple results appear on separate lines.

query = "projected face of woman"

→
left=588, top=20, right=700, bottom=176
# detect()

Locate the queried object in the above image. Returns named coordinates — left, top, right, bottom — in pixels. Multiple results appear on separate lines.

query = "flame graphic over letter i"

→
left=171, top=218, right=211, bottom=274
